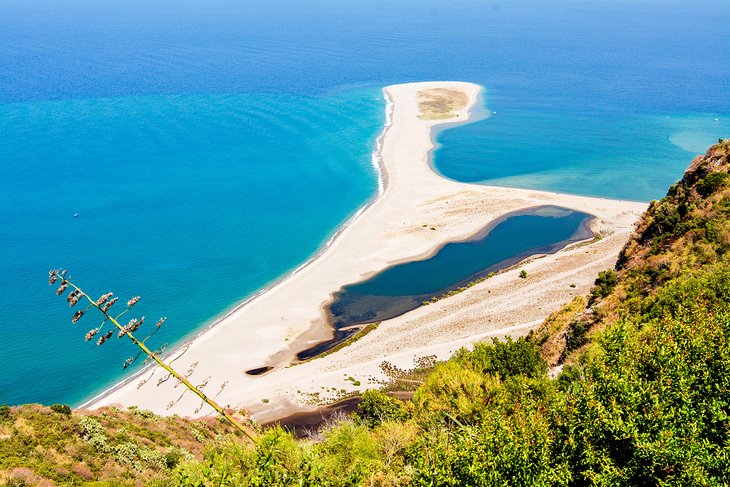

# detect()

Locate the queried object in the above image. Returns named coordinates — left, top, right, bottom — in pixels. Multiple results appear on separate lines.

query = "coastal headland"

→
left=86, top=82, right=646, bottom=422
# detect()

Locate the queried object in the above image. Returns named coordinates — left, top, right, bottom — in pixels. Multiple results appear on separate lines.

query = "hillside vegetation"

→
left=2, top=140, right=729, bottom=486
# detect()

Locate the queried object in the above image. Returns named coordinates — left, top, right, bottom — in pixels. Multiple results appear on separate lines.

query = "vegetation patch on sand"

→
left=417, top=87, right=469, bottom=119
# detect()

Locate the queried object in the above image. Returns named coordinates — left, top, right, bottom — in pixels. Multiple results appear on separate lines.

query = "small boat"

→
left=73, top=213, right=78, bottom=218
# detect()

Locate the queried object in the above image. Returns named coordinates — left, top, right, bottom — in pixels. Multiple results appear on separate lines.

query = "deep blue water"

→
left=1, top=0, right=728, bottom=406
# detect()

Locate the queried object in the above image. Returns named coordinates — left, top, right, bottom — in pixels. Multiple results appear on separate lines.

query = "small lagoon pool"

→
left=297, top=205, right=593, bottom=360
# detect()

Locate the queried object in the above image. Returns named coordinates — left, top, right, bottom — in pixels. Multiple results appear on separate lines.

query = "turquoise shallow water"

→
left=434, top=109, right=730, bottom=200
left=1, top=0, right=728, bottom=406
left=0, top=90, right=384, bottom=405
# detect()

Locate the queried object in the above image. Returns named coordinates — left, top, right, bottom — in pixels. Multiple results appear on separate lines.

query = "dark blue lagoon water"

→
left=1, top=0, right=729, bottom=405
left=297, top=206, right=592, bottom=359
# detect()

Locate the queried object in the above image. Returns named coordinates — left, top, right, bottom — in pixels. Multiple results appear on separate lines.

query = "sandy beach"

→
left=86, top=81, right=646, bottom=421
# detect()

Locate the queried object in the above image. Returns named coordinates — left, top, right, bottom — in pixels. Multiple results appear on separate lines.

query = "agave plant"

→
left=48, top=269, right=256, bottom=441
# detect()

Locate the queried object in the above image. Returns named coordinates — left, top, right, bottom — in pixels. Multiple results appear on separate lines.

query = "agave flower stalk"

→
left=48, top=269, right=255, bottom=441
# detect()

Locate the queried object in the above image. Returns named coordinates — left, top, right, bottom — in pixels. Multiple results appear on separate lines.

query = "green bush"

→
left=555, top=364, right=583, bottom=391
left=553, top=310, right=730, bottom=484
left=454, top=337, right=547, bottom=379
left=696, top=171, right=729, bottom=197
left=49, top=404, right=71, bottom=416
left=413, top=361, right=501, bottom=424
left=563, top=318, right=591, bottom=355
left=79, top=416, right=113, bottom=454
left=0, top=405, right=10, bottom=422
left=315, top=420, right=385, bottom=483
left=165, top=450, right=182, bottom=469
left=590, top=269, right=618, bottom=301
left=357, top=390, right=409, bottom=428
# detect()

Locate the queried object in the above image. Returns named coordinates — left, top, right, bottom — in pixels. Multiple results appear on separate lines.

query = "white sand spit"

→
left=86, top=82, right=646, bottom=422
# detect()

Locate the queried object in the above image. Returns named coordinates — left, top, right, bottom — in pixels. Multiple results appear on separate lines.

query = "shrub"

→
left=134, top=408, right=156, bottom=420
left=315, top=419, right=385, bottom=482
left=115, top=441, right=143, bottom=471
left=590, top=269, right=618, bottom=301
left=49, top=404, right=71, bottom=416
left=79, top=416, right=112, bottom=454
left=165, top=450, right=182, bottom=469
left=696, top=171, right=729, bottom=197
left=519, top=269, right=528, bottom=279
left=252, top=426, right=305, bottom=485
left=413, top=361, right=501, bottom=424
left=554, top=310, right=730, bottom=483
left=0, top=405, right=10, bottom=422
left=357, top=390, right=409, bottom=428
left=556, top=364, right=584, bottom=391
left=454, top=337, right=547, bottom=379
left=563, top=318, right=591, bottom=355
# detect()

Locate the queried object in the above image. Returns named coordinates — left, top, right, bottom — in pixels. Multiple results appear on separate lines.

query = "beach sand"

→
left=86, top=81, right=646, bottom=421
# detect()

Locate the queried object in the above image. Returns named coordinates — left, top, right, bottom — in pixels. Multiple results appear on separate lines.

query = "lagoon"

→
left=297, top=206, right=592, bottom=360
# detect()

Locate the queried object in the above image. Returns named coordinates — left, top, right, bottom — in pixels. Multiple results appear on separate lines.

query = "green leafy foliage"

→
left=697, top=170, right=729, bottom=197
left=49, top=404, right=72, bottom=416
left=453, top=337, right=547, bottom=379
left=562, top=317, right=591, bottom=355
left=589, top=269, right=618, bottom=301
left=0, top=405, right=234, bottom=485
left=0, top=405, right=10, bottom=422
left=356, top=390, right=410, bottom=428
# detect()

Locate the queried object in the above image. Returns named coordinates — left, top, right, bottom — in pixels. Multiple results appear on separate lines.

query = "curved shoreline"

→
left=86, top=81, right=646, bottom=420
left=80, top=90, right=397, bottom=409
left=82, top=82, right=481, bottom=411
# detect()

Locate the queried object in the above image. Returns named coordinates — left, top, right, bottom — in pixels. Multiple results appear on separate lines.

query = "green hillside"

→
left=2, top=140, right=729, bottom=486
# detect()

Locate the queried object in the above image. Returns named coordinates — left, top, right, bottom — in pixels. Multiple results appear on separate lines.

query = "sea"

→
left=1, top=0, right=728, bottom=406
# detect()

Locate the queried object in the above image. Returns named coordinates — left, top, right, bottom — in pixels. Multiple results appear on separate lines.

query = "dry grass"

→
left=417, top=88, right=469, bottom=120
left=0, top=403, right=241, bottom=485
